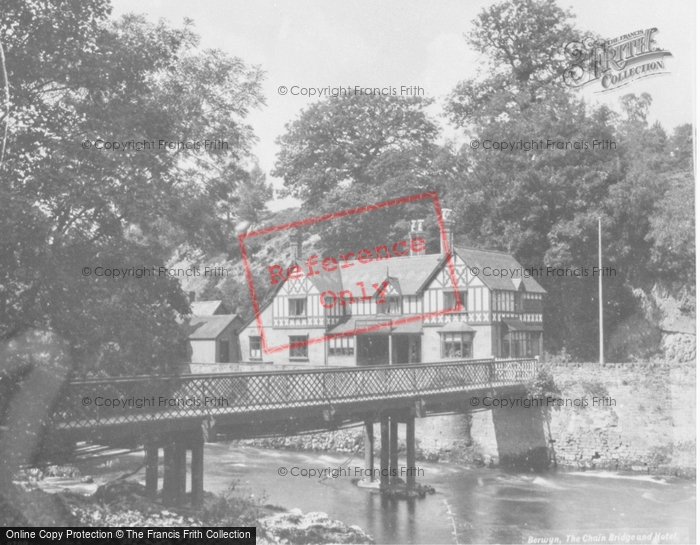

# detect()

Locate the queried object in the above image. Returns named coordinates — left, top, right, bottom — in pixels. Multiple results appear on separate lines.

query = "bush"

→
left=527, top=366, right=561, bottom=400
left=199, top=481, right=267, bottom=532
left=544, top=348, right=573, bottom=364
left=579, top=379, right=609, bottom=399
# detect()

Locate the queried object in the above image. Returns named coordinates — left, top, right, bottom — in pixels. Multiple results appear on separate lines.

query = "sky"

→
left=112, top=0, right=696, bottom=211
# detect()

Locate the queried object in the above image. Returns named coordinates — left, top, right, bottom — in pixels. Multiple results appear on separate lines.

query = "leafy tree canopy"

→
left=442, top=0, right=693, bottom=359
left=0, top=0, right=266, bottom=375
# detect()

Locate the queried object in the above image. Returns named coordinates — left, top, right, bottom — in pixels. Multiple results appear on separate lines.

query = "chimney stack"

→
left=410, top=220, right=426, bottom=256
left=289, top=232, right=302, bottom=260
left=441, top=209, right=455, bottom=256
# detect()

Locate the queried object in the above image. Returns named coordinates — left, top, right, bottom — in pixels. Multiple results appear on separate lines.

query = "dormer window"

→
left=380, top=295, right=401, bottom=314
left=289, top=297, right=306, bottom=316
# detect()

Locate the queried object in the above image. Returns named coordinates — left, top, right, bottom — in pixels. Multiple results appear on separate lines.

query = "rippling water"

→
left=39, top=443, right=695, bottom=544
left=203, top=444, right=695, bottom=545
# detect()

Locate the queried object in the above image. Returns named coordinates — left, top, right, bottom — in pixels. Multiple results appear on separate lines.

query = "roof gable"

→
left=338, top=253, right=442, bottom=295
left=454, top=247, right=546, bottom=293
left=191, top=300, right=226, bottom=315
left=186, top=315, right=240, bottom=339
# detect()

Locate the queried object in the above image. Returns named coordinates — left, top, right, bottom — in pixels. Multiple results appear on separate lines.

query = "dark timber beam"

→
left=406, top=414, right=416, bottom=488
left=191, top=436, right=204, bottom=506
left=162, top=442, right=176, bottom=506
left=380, top=416, right=389, bottom=490
left=145, top=444, right=159, bottom=500
left=364, top=420, right=374, bottom=481
left=163, top=439, right=187, bottom=506
left=389, top=417, right=399, bottom=484
left=174, top=441, right=187, bottom=503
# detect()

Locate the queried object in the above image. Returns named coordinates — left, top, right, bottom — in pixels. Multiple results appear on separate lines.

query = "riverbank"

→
left=236, top=361, right=696, bottom=479
left=3, top=444, right=694, bottom=545
left=3, top=470, right=374, bottom=543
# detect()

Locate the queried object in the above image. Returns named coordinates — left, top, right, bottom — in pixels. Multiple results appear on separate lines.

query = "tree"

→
left=646, top=171, right=695, bottom=287
left=444, top=0, right=694, bottom=360
left=273, top=93, right=450, bottom=254
left=445, top=0, right=584, bottom=126
left=229, top=163, right=273, bottom=226
left=274, top=94, right=439, bottom=205
left=0, top=1, right=265, bottom=375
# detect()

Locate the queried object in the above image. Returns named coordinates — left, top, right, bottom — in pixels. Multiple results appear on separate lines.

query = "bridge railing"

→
left=49, top=358, right=538, bottom=429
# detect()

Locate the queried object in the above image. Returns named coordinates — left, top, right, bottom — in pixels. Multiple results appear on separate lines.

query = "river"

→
left=40, top=443, right=695, bottom=544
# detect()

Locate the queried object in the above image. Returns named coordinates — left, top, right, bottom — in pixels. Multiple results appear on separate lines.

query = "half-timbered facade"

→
left=239, top=214, right=545, bottom=366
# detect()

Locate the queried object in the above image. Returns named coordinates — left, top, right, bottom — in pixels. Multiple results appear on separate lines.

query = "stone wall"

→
left=236, top=362, right=696, bottom=477
left=545, top=362, right=696, bottom=477
left=469, top=362, right=695, bottom=477
left=237, top=416, right=475, bottom=464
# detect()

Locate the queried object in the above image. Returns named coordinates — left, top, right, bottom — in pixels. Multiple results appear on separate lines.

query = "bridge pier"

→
left=406, top=415, right=416, bottom=488
left=363, top=420, right=375, bottom=482
left=162, top=440, right=187, bottom=506
left=145, top=444, right=159, bottom=500
left=366, top=412, right=418, bottom=490
left=380, top=417, right=390, bottom=489
left=191, top=436, right=204, bottom=506
left=490, top=398, right=549, bottom=471
left=389, top=418, right=399, bottom=484
left=146, top=432, right=205, bottom=507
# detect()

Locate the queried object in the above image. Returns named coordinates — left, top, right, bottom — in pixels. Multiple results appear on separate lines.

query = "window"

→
left=444, top=290, right=467, bottom=311
left=249, top=336, right=262, bottom=360
left=219, top=340, right=230, bottom=363
left=502, top=331, right=540, bottom=357
left=329, top=336, right=354, bottom=356
left=469, top=287, right=488, bottom=312
left=289, top=298, right=307, bottom=316
left=441, top=333, right=473, bottom=359
left=494, top=291, right=515, bottom=312
left=380, top=295, right=401, bottom=314
left=289, top=335, right=308, bottom=359
left=522, top=294, right=544, bottom=312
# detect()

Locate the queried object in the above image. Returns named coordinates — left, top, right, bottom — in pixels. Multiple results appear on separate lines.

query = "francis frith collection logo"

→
left=563, top=28, right=672, bottom=92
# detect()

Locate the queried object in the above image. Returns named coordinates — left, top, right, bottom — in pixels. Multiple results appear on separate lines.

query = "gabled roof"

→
left=307, top=265, right=343, bottom=294
left=373, top=276, right=401, bottom=298
left=454, top=247, right=546, bottom=293
left=338, top=253, right=443, bottom=296
left=186, top=315, right=239, bottom=339
left=240, top=245, right=545, bottom=332
left=191, top=300, right=226, bottom=316
left=273, top=253, right=442, bottom=303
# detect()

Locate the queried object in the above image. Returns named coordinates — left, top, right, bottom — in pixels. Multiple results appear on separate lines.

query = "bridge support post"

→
left=162, top=442, right=176, bottom=506
left=163, top=440, right=187, bottom=506
left=389, top=417, right=399, bottom=484
left=145, top=444, right=159, bottom=500
left=191, top=436, right=204, bottom=506
left=490, top=398, right=549, bottom=471
left=174, top=441, right=187, bottom=502
left=380, top=416, right=389, bottom=490
left=363, top=420, right=374, bottom=481
left=406, top=415, right=416, bottom=488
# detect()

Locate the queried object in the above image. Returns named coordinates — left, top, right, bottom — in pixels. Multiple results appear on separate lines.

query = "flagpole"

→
left=599, top=217, right=604, bottom=365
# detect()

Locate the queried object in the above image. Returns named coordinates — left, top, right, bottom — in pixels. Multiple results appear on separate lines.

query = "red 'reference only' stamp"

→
left=238, top=191, right=461, bottom=355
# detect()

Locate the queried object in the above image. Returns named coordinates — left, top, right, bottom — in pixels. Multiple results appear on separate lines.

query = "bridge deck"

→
left=49, top=358, right=537, bottom=441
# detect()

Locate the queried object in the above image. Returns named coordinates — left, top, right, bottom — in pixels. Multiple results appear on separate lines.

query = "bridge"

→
left=42, top=358, right=543, bottom=506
